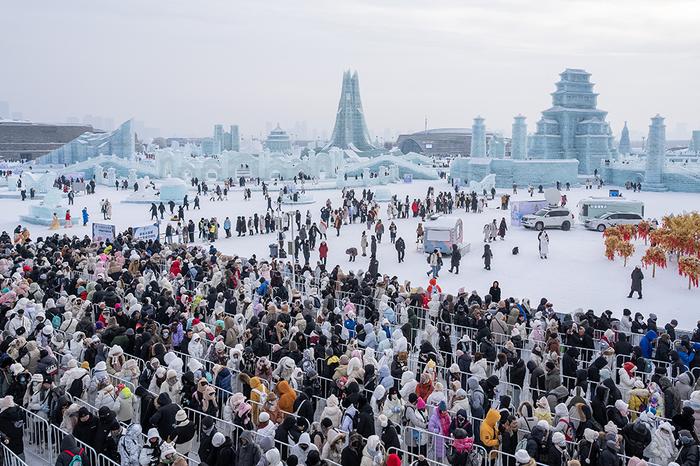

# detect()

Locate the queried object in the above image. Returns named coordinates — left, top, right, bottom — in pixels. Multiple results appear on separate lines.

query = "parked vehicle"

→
left=521, top=207, right=574, bottom=231
left=584, top=212, right=646, bottom=232
left=577, top=197, right=644, bottom=222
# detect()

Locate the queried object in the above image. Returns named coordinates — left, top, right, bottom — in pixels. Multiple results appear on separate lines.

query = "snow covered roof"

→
left=425, top=216, right=462, bottom=230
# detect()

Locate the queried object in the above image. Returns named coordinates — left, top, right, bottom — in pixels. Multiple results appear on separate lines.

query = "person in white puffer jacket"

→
left=187, top=333, right=204, bottom=360
left=59, top=359, right=90, bottom=396
left=400, top=370, right=418, bottom=400
left=95, top=384, right=120, bottom=414
left=645, top=421, right=678, bottom=465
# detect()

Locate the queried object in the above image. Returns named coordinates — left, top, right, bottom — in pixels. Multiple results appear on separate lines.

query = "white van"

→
left=577, top=197, right=644, bottom=223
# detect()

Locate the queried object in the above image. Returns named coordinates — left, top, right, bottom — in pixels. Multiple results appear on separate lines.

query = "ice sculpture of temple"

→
left=34, top=120, right=135, bottom=165
left=451, top=69, right=619, bottom=188
left=528, top=68, right=616, bottom=174
left=322, top=70, right=378, bottom=154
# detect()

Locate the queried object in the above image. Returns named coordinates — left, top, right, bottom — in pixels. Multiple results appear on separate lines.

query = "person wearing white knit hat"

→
left=211, top=432, right=226, bottom=447
left=514, top=449, right=533, bottom=466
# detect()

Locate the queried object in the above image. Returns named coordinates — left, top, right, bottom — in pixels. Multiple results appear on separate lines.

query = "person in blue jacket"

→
left=639, top=330, right=657, bottom=359
left=82, top=207, right=89, bottom=226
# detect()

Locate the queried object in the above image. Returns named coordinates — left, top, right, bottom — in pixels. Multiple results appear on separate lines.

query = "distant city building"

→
left=201, top=137, right=220, bottom=156
left=0, top=120, right=98, bottom=161
left=644, top=115, right=668, bottom=191
left=618, top=121, right=631, bottom=155
left=323, top=70, right=377, bottom=153
left=35, top=120, right=134, bottom=165
left=230, top=125, right=240, bottom=151
left=691, top=130, right=700, bottom=155
left=529, top=68, right=616, bottom=174
left=265, top=124, right=292, bottom=152
left=211, top=124, right=240, bottom=152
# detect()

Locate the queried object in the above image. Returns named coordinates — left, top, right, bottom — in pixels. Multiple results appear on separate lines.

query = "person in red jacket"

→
left=169, top=258, right=181, bottom=277
left=318, top=241, right=328, bottom=266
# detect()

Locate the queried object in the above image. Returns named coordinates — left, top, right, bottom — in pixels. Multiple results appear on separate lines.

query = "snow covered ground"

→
left=4, top=179, right=700, bottom=327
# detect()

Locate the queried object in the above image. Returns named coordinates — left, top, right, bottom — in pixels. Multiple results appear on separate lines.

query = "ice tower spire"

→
left=323, top=70, right=376, bottom=152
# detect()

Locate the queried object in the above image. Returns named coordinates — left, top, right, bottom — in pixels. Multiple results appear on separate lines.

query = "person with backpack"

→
left=55, top=434, right=88, bottom=466
left=404, top=394, right=428, bottom=457
left=552, top=403, right=574, bottom=442
left=0, top=396, right=24, bottom=461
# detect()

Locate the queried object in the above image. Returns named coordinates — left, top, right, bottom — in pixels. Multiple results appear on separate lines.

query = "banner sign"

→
left=92, top=223, right=116, bottom=243
left=133, top=224, right=160, bottom=242
left=510, top=200, right=549, bottom=226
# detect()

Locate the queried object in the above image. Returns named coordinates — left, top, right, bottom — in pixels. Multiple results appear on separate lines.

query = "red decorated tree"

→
left=641, top=246, right=667, bottom=278
left=617, top=241, right=635, bottom=267
left=679, top=256, right=700, bottom=289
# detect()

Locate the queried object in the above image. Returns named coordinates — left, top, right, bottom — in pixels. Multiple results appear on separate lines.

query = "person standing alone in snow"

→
left=538, top=231, right=549, bottom=259
left=628, top=265, right=644, bottom=299
left=482, top=244, right=492, bottom=270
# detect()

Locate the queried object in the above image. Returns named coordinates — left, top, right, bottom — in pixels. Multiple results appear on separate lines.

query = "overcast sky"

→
left=1, top=0, right=699, bottom=140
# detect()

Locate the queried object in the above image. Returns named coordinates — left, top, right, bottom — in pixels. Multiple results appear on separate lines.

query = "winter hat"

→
left=175, top=409, right=188, bottom=423
left=552, top=432, right=566, bottom=447
left=95, top=361, right=107, bottom=371
left=147, top=428, right=160, bottom=440
left=212, top=432, right=225, bottom=447
left=554, top=403, right=568, bottom=417
left=31, top=373, right=44, bottom=384
left=514, top=450, right=531, bottom=465
left=9, top=363, right=24, bottom=376
left=265, top=449, right=281, bottom=466
left=0, top=396, right=15, bottom=412
left=160, top=443, right=177, bottom=460
left=378, top=414, right=389, bottom=428
left=386, top=454, right=401, bottom=466
left=583, top=428, right=598, bottom=443
left=604, top=421, right=618, bottom=435
left=536, top=420, right=550, bottom=431
left=627, top=458, right=648, bottom=466
left=614, top=400, right=628, bottom=415
left=259, top=412, right=270, bottom=423
left=166, top=369, right=177, bottom=380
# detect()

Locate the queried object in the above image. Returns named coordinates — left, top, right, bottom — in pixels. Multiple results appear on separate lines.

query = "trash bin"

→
left=269, top=243, right=278, bottom=258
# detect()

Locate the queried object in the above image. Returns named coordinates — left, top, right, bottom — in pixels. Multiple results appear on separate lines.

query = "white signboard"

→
left=133, top=224, right=160, bottom=242
left=92, top=223, right=116, bottom=243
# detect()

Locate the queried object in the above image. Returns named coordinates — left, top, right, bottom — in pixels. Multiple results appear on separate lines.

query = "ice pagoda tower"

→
left=511, top=115, right=527, bottom=160
left=470, top=116, right=487, bottom=157
left=323, top=70, right=377, bottom=153
left=618, top=122, right=631, bottom=155
left=529, top=69, right=616, bottom=174
left=644, top=115, right=668, bottom=191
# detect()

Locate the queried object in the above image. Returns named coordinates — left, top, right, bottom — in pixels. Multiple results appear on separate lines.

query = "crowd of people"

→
left=0, top=217, right=697, bottom=466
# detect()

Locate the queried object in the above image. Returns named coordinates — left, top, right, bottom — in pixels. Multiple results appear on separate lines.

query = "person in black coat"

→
left=598, top=437, right=621, bottom=466
left=488, top=281, right=501, bottom=302
left=379, top=417, right=401, bottom=454
left=562, top=347, right=579, bottom=390
left=628, top=266, right=644, bottom=298
left=72, top=407, right=98, bottom=446
left=355, top=396, right=375, bottom=438
left=621, top=422, right=650, bottom=459
left=395, top=237, right=406, bottom=263
left=601, top=378, right=621, bottom=406
left=292, top=391, right=315, bottom=428
left=525, top=425, right=550, bottom=465
left=198, top=417, right=218, bottom=465
left=449, top=244, right=461, bottom=273
left=0, top=397, right=24, bottom=457
left=676, top=430, right=699, bottom=466
left=341, top=432, right=364, bottom=466
left=149, top=393, right=180, bottom=442
left=208, top=433, right=236, bottom=466
left=527, top=360, right=546, bottom=401
left=55, top=435, right=89, bottom=466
